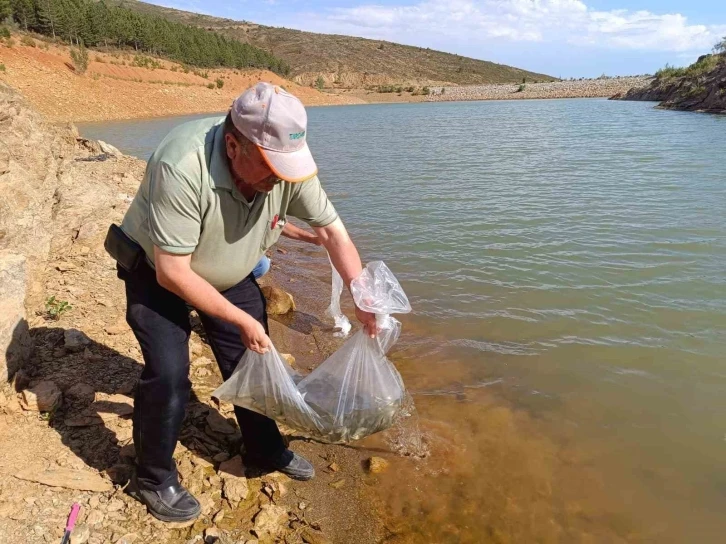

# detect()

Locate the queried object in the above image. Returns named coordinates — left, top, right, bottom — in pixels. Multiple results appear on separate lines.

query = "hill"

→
left=615, top=53, right=726, bottom=113
left=110, top=0, right=556, bottom=87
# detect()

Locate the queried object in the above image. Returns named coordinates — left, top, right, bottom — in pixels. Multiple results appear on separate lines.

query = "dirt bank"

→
left=0, top=36, right=363, bottom=123
left=0, top=83, right=399, bottom=544
left=613, top=54, right=726, bottom=114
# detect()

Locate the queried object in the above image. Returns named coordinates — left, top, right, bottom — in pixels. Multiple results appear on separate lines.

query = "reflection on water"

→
left=79, top=99, right=726, bottom=542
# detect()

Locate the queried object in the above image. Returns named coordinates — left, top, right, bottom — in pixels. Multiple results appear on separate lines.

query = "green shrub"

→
left=45, top=296, right=72, bottom=320
left=5, top=37, right=14, bottom=47
left=655, top=64, right=687, bottom=79
left=516, top=83, right=526, bottom=92
left=422, top=86, right=430, bottom=95
left=396, top=86, right=402, bottom=93
left=207, top=82, right=215, bottom=89
left=684, top=54, right=720, bottom=77
left=405, top=86, right=415, bottom=93
left=70, top=44, right=89, bottom=75
left=441, top=87, right=445, bottom=95
left=20, top=35, right=36, bottom=47
left=215, top=77, right=224, bottom=88
left=0, top=63, right=5, bottom=72
left=315, top=76, right=324, bottom=90
left=132, top=55, right=161, bottom=70
left=95, top=56, right=105, bottom=63
left=0, top=26, right=10, bottom=39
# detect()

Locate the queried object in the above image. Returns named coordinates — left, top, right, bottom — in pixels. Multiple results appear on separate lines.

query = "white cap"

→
left=231, top=83, right=318, bottom=183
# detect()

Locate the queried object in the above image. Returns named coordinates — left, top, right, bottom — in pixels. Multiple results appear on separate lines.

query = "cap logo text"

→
left=289, top=131, right=305, bottom=140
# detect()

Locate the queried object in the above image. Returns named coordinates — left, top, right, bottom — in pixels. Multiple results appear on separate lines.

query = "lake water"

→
left=79, top=99, right=726, bottom=542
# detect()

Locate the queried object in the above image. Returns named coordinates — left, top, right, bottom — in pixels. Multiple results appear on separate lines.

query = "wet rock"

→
left=253, top=504, right=288, bottom=539
left=301, top=527, right=332, bottom=544
left=65, top=382, right=96, bottom=406
left=260, top=286, right=296, bottom=315
left=64, top=329, right=90, bottom=352
left=20, top=380, right=62, bottom=412
left=366, top=456, right=390, bottom=474
left=70, top=523, right=90, bottom=544
left=207, top=412, right=237, bottom=435
left=15, top=468, right=112, bottom=492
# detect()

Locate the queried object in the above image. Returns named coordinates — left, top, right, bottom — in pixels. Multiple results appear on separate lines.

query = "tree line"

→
left=1, top=0, right=290, bottom=75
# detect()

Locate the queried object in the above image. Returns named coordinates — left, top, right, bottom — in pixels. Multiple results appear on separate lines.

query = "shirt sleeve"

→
left=286, top=175, right=339, bottom=227
left=147, top=161, right=201, bottom=254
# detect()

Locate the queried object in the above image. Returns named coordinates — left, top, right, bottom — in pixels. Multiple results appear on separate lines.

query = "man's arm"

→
left=281, top=222, right=321, bottom=245
left=154, top=247, right=272, bottom=353
left=313, top=218, right=377, bottom=338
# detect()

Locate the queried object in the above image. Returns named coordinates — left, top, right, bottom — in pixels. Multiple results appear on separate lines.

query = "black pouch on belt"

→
left=104, top=224, right=143, bottom=272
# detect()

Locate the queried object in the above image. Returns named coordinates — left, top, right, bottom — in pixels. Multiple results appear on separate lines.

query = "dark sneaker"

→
left=127, top=473, right=201, bottom=522
left=247, top=449, right=315, bottom=481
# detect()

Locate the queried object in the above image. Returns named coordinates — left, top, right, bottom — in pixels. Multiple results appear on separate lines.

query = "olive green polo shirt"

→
left=121, top=116, right=338, bottom=291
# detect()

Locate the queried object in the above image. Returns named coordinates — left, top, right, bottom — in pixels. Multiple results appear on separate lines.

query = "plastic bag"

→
left=325, top=255, right=351, bottom=338
left=213, top=261, right=411, bottom=443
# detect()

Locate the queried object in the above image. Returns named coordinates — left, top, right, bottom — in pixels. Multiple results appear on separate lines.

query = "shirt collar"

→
left=209, top=121, right=236, bottom=193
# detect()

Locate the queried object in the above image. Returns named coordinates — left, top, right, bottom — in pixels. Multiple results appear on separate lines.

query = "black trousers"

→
left=119, top=260, right=285, bottom=490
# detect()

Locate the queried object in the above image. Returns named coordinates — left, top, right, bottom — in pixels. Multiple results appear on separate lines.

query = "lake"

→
left=79, top=98, right=726, bottom=542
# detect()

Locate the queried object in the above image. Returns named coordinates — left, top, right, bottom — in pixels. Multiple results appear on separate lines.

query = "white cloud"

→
left=321, top=0, right=726, bottom=53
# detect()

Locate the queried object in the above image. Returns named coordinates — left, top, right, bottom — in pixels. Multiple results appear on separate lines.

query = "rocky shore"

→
left=427, top=76, right=652, bottom=102
left=0, top=83, right=396, bottom=544
left=613, top=54, right=726, bottom=114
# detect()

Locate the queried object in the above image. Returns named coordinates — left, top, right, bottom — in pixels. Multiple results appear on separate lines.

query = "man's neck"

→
left=234, top=179, right=257, bottom=202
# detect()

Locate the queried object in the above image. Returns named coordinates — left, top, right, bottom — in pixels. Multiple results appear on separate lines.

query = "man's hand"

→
left=237, top=316, right=272, bottom=354
left=355, top=307, right=377, bottom=338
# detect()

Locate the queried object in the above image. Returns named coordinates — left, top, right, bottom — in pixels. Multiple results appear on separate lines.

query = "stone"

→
left=327, top=463, right=339, bottom=473
left=218, top=455, right=246, bottom=478
left=114, top=534, right=137, bottom=544
left=280, top=353, right=296, bottom=366
left=64, top=329, right=90, bottom=352
left=219, top=455, right=249, bottom=505
left=207, top=412, right=237, bottom=435
left=328, top=479, right=345, bottom=489
left=0, top=253, right=32, bottom=382
left=85, top=510, right=104, bottom=527
left=21, top=381, right=62, bottom=412
left=366, top=456, right=390, bottom=474
left=97, top=140, right=122, bottom=157
left=70, top=524, right=90, bottom=544
left=104, top=324, right=127, bottom=335
left=106, top=498, right=125, bottom=512
left=252, top=505, right=288, bottom=539
left=204, top=527, right=221, bottom=543
left=105, top=464, right=132, bottom=485
left=301, top=527, right=332, bottom=544
left=298, top=502, right=307, bottom=510
left=14, top=468, right=112, bottom=492
left=65, top=382, right=96, bottom=405
left=213, top=509, right=225, bottom=524
left=260, top=286, right=296, bottom=315
left=213, top=452, right=230, bottom=463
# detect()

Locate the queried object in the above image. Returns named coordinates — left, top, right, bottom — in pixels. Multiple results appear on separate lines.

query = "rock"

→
left=213, top=452, right=230, bottom=463
left=104, top=324, right=127, bottom=335
left=366, top=456, right=390, bottom=474
left=191, top=340, right=204, bottom=356
left=253, top=505, right=288, bottom=539
left=114, top=534, right=137, bottom=544
left=298, top=502, right=307, bottom=510
left=280, top=353, right=295, bottom=366
left=20, top=381, right=62, bottom=412
left=207, top=412, right=237, bottom=435
left=0, top=253, right=32, bottom=382
left=15, top=468, right=112, bottom=491
left=106, top=498, right=124, bottom=512
left=85, top=510, right=104, bottom=527
left=327, top=463, right=339, bottom=473
left=301, top=527, right=332, bottom=544
left=219, top=456, right=249, bottom=505
left=65, top=382, right=96, bottom=405
left=213, top=509, right=225, bottom=524
left=70, top=524, right=90, bottom=544
left=204, top=527, right=221, bottom=543
left=105, top=464, right=132, bottom=485
left=218, top=455, right=246, bottom=478
left=260, top=286, right=296, bottom=315
left=64, top=329, right=90, bottom=352
left=97, top=140, right=122, bottom=157
left=328, top=479, right=345, bottom=489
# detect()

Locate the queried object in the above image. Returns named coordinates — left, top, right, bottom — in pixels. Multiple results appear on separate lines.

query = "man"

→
left=114, top=83, right=376, bottom=522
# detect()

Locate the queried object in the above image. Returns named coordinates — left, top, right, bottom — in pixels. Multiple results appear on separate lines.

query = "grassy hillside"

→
left=110, top=0, right=556, bottom=87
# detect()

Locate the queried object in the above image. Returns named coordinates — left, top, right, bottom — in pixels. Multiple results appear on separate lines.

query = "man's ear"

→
left=225, top=133, right=238, bottom=161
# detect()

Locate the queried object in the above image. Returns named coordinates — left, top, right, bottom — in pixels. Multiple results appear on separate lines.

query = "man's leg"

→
left=120, top=261, right=201, bottom=521
left=196, top=274, right=315, bottom=479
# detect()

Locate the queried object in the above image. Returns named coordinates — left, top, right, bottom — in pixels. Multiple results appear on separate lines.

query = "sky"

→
left=151, top=0, right=726, bottom=78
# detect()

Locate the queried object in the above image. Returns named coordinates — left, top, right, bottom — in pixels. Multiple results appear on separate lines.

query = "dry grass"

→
left=107, top=0, right=556, bottom=86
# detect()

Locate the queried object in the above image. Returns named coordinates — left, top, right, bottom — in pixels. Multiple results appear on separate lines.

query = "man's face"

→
left=225, top=132, right=283, bottom=193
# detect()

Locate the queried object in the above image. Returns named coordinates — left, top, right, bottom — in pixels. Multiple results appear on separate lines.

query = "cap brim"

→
left=258, top=142, right=318, bottom=183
